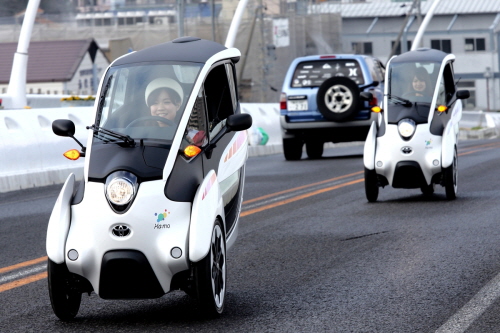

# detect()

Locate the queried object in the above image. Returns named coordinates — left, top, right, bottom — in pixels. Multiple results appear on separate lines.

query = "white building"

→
left=310, top=0, right=500, bottom=110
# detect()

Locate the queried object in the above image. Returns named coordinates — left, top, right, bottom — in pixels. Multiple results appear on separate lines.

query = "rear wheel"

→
left=283, top=138, right=303, bottom=161
left=193, top=219, right=226, bottom=317
left=48, top=259, right=81, bottom=321
left=306, top=140, right=323, bottom=159
left=444, top=149, right=458, bottom=200
left=364, top=168, right=379, bottom=202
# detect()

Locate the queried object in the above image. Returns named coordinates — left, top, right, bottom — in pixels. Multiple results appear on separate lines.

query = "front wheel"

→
left=48, top=259, right=82, bottom=321
left=421, top=183, right=435, bottom=196
left=443, top=149, right=458, bottom=200
left=193, top=219, right=227, bottom=317
left=364, top=168, right=379, bottom=202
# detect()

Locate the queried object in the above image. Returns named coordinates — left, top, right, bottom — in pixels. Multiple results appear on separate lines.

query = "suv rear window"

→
left=291, top=59, right=365, bottom=88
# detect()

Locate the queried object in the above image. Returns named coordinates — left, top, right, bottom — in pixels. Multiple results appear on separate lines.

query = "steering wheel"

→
left=125, top=116, right=175, bottom=129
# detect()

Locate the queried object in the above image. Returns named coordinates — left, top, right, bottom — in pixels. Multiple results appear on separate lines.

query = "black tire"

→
left=193, top=219, right=226, bottom=317
left=421, top=183, right=434, bottom=196
left=444, top=149, right=458, bottom=200
left=364, top=167, right=379, bottom=202
left=316, top=77, right=360, bottom=122
left=48, top=259, right=81, bottom=321
left=283, top=138, right=303, bottom=161
left=306, top=140, right=323, bottom=159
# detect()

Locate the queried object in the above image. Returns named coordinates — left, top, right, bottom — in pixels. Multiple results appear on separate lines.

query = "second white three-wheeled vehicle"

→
left=46, top=37, right=252, bottom=320
left=362, top=48, right=469, bottom=202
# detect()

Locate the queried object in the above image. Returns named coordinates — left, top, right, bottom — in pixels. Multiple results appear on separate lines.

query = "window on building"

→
left=465, top=38, right=486, bottom=52
left=457, top=81, right=476, bottom=109
left=2, top=88, right=6, bottom=93
left=352, top=42, right=373, bottom=55
left=431, top=39, right=451, bottom=53
left=37, top=88, right=42, bottom=94
left=391, top=40, right=412, bottom=55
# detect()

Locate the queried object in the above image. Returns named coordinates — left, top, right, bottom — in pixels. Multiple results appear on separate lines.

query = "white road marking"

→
left=0, top=264, right=46, bottom=284
left=435, top=272, right=500, bottom=332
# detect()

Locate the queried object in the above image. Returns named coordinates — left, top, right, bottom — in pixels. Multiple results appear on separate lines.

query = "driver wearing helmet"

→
left=145, top=77, right=207, bottom=146
left=145, top=77, right=184, bottom=127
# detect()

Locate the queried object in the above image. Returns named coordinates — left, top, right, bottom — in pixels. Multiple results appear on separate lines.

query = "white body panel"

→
left=189, top=170, right=224, bottom=263
left=363, top=121, right=377, bottom=170
left=442, top=99, right=462, bottom=168
left=46, top=173, right=75, bottom=264
left=65, top=180, right=191, bottom=294
left=375, top=124, right=442, bottom=186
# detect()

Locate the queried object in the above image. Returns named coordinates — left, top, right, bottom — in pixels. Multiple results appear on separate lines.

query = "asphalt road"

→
left=2, top=138, right=500, bottom=332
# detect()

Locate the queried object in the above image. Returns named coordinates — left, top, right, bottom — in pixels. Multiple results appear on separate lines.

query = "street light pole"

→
left=485, top=67, right=492, bottom=111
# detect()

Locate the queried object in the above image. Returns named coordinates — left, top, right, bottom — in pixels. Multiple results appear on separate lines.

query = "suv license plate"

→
left=287, top=100, right=308, bottom=111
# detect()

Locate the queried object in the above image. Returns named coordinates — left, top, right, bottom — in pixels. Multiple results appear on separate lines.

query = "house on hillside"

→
left=0, top=38, right=110, bottom=96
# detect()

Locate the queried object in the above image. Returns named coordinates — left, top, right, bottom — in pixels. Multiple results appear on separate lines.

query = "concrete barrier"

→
left=0, top=107, right=92, bottom=192
left=0, top=103, right=282, bottom=193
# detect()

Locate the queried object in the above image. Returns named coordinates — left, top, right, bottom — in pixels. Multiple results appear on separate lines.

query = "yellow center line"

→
left=243, top=171, right=363, bottom=204
left=241, top=178, right=364, bottom=217
left=0, top=272, right=47, bottom=293
left=0, top=256, right=47, bottom=274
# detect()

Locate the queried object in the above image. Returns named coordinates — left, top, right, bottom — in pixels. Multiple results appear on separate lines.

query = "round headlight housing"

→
left=398, top=118, right=416, bottom=138
left=105, top=171, right=138, bottom=206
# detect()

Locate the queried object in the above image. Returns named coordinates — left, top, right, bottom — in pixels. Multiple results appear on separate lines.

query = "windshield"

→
left=94, top=61, right=203, bottom=144
left=388, top=61, right=439, bottom=105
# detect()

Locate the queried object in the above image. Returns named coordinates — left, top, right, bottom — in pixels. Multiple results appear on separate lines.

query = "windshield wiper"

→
left=386, top=94, right=412, bottom=107
left=87, top=124, right=135, bottom=146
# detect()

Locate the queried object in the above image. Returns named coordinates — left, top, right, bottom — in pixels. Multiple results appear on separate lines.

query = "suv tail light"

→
left=369, top=95, right=378, bottom=106
left=280, top=92, right=287, bottom=110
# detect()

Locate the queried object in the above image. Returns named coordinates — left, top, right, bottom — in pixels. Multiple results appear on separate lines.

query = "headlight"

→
left=105, top=171, right=138, bottom=206
left=398, top=118, right=416, bottom=138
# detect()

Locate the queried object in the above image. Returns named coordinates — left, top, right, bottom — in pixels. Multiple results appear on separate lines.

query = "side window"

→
left=376, top=61, right=386, bottom=82
left=436, top=64, right=455, bottom=106
left=225, top=63, right=238, bottom=111
left=204, top=63, right=235, bottom=139
left=182, top=87, right=208, bottom=150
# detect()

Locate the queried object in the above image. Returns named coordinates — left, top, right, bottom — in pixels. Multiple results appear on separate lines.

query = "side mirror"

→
left=52, top=119, right=86, bottom=157
left=53, top=119, right=76, bottom=137
left=204, top=113, right=253, bottom=159
left=360, top=92, right=373, bottom=101
left=226, top=113, right=253, bottom=132
left=456, top=90, right=470, bottom=100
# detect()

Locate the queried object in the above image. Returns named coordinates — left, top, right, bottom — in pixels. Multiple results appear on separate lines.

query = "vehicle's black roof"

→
left=391, top=48, right=448, bottom=64
left=112, top=37, right=227, bottom=67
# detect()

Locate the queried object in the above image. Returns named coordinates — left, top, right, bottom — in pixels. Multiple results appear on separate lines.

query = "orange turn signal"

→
left=63, top=149, right=81, bottom=160
left=371, top=106, right=382, bottom=113
left=437, top=105, right=448, bottom=113
left=184, top=145, right=201, bottom=158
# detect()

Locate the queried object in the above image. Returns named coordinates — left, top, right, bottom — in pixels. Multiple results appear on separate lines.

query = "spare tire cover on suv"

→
left=316, top=77, right=360, bottom=122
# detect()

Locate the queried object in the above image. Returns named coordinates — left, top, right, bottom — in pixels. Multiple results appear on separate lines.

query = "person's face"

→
left=412, top=76, right=426, bottom=92
left=150, top=89, right=180, bottom=126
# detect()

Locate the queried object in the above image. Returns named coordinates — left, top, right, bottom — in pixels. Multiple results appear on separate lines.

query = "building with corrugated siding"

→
left=310, top=0, right=500, bottom=110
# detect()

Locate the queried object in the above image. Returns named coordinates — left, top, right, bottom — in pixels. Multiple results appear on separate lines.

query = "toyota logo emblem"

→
left=401, top=146, right=412, bottom=154
left=112, top=225, right=131, bottom=237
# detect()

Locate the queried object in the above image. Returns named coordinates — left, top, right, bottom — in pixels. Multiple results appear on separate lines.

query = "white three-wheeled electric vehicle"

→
left=46, top=37, right=252, bottom=320
left=362, top=48, right=469, bottom=202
